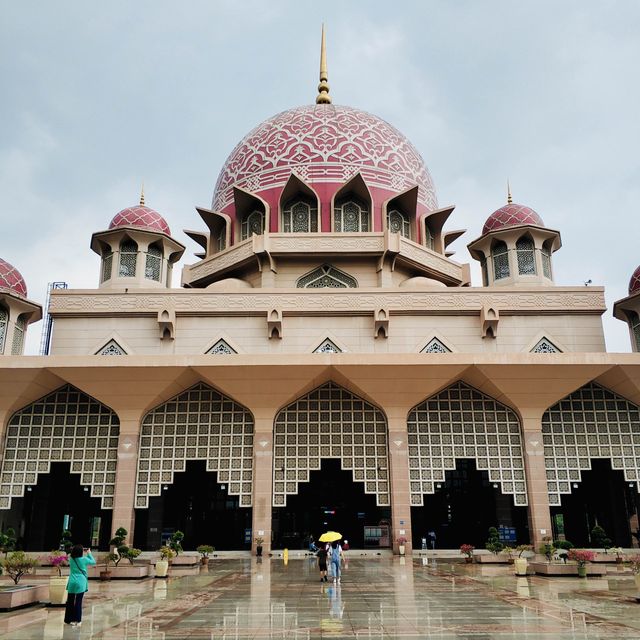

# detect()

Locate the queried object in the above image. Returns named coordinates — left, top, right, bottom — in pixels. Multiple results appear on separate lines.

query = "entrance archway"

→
left=551, top=459, right=640, bottom=547
left=0, top=462, right=112, bottom=551
left=272, top=459, right=389, bottom=549
left=134, top=460, right=251, bottom=550
left=411, top=459, right=528, bottom=548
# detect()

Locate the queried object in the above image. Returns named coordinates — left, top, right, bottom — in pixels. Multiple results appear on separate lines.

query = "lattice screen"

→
left=407, top=381, right=528, bottom=506
left=273, top=382, right=389, bottom=507
left=421, top=338, right=450, bottom=354
left=542, top=382, right=640, bottom=506
left=135, top=382, right=253, bottom=508
left=0, top=385, right=119, bottom=509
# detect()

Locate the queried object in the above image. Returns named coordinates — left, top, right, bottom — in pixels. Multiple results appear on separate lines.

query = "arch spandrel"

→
left=135, top=382, right=254, bottom=509
left=0, top=384, right=119, bottom=510
left=542, top=382, right=640, bottom=505
left=407, top=381, right=528, bottom=507
left=272, top=381, right=389, bottom=507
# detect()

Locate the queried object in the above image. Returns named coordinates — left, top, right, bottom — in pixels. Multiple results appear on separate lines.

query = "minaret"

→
left=316, top=24, right=331, bottom=104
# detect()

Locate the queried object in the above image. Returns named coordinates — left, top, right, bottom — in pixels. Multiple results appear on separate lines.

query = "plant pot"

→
left=200, top=557, right=209, bottom=566
left=577, top=564, right=587, bottom=578
left=256, top=546, right=263, bottom=557
left=156, top=559, right=169, bottom=578
left=514, top=558, right=528, bottom=576
left=99, top=570, right=112, bottom=581
left=48, top=576, right=68, bottom=605
left=616, top=557, right=623, bottom=565
left=398, top=545, right=405, bottom=556
left=464, top=556, right=473, bottom=564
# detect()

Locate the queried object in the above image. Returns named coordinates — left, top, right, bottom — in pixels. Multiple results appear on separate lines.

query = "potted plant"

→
left=109, top=527, right=128, bottom=553
left=169, top=530, right=184, bottom=557
left=485, top=527, right=504, bottom=555
left=538, top=537, right=555, bottom=562
left=590, top=525, right=611, bottom=550
left=610, top=546, right=624, bottom=564
left=514, top=544, right=533, bottom=576
left=628, top=555, right=640, bottom=590
left=460, top=544, right=474, bottom=563
left=255, top=537, right=264, bottom=557
left=156, top=546, right=174, bottom=578
left=2, top=551, right=38, bottom=584
left=100, top=553, right=118, bottom=580
left=197, top=545, right=215, bottom=566
left=569, top=549, right=596, bottom=578
left=397, top=537, right=407, bottom=556
left=47, top=551, right=68, bottom=605
left=59, top=529, right=73, bottom=554
left=0, top=528, right=17, bottom=557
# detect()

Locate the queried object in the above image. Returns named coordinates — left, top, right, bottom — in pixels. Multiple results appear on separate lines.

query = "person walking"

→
left=64, top=545, right=96, bottom=627
left=330, top=540, right=343, bottom=583
left=316, top=544, right=328, bottom=581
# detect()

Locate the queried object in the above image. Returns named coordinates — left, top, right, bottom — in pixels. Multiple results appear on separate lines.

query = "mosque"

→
left=1, top=29, right=640, bottom=554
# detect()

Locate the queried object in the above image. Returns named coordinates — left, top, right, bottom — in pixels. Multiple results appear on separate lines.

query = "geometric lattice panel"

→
left=407, top=381, right=528, bottom=507
left=421, top=338, right=450, bottom=354
left=272, top=382, right=389, bottom=507
left=0, top=385, right=119, bottom=510
left=135, top=383, right=253, bottom=509
left=96, top=339, right=127, bottom=356
left=542, top=383, right=640, bottom=506
left=206, top=339, right=236, bottom=355
left=531, top=338, right=560, bottom=354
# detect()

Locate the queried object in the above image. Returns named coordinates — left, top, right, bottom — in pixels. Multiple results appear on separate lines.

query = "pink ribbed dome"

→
left=109, top=205, right=171, bottom=235
left=483, top=203, right=545, bottom=235
left=629, top=266, right=640, bottom=295
left=0, top=258, right=27, bottom=297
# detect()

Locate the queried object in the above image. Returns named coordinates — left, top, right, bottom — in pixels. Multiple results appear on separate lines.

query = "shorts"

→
left=318, top=561, right=327, bottom=571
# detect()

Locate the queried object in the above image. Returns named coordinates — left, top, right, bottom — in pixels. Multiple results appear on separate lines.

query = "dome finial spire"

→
left=140, top=182, right=145, bottom=206
left=316, top=24, right=331, bottom=104
left=507, top=179, right=512, bottom=204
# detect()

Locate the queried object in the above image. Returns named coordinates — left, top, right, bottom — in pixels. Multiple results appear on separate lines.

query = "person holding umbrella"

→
left=319, top=531, right=343, bottom=582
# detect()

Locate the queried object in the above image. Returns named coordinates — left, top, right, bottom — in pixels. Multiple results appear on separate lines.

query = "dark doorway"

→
left=411, top=458, right=528, bottom=548
left=134, top=460, right=252, bottom=551
left=552, top=459, right=640, bottom=547
left=0, top=462, right=112, bottom=551
left=271, top=459, right=390, bottom=549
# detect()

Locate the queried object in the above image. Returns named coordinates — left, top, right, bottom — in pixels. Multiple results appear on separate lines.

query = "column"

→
left=387, top=410, right=413, bottom=554
left=251, top=409, right=276, bottom=555
left=111, top=412, right=142, bottom=541
left=521, top=408, right=552, bottom=548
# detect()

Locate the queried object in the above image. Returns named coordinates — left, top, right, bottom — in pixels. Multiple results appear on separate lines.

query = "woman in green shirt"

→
left=64, top=545, right=96, bottom=626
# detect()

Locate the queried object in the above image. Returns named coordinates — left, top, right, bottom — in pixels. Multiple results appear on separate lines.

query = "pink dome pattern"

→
left=213, top=104, right=437, bottom=211
left=109, top=206, right=171, bottom=236
left=482, top=203, right=545, bottom=235
left=629, top=266, right=640, bottom=295
left=0, top=258, right=27, bottom=297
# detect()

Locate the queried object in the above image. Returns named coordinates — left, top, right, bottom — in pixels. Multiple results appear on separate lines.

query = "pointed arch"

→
left=0, top=303, right=7, bottom=354
left=272, top=382, right=389, bottom=507
left=279, top=173, right=321, bottom=233
left=332, top=173, right=372, bottom=232
left=542, top=382, right=640, bottom=505
left=135, top=382, right=254, bottom=509
left=0, top=385, right=119, bottom=510
left=296, top=264, right=358, bottom=288
left=233, top=187, right=269, bottom=243
left=384, top=185, right=418, bottom=240
left=118, top=238, right=138, bottom=277
left=516, top=234, right=536, bottom=275
left=491, top=239, right=509, bottom=280
left=407, top=381, right=527, bottom=507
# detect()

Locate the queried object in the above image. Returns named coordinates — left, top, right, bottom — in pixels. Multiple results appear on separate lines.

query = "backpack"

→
left=331, top=545, right=341, bottom=562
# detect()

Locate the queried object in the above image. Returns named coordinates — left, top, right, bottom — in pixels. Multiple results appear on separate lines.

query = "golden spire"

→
left=316, top=24, right=331, bottom=104
left=140, top=182, right=145, bottom=206
left=507, top=180, right=512, bottom=204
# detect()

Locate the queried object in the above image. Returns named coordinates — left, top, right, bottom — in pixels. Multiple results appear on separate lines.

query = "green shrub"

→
left=485, top=527, right=504, bottom=555
left=590, top=525, right=612, bottom=549
left=2, top=551, right=38, bottom=584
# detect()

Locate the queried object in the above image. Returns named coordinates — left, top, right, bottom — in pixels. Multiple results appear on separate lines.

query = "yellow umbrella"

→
left=319, top=531, right=342, bottom=543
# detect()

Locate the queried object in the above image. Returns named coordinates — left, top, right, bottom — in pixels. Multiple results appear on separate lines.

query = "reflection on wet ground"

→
left=1, top=556, right=640, bottom=638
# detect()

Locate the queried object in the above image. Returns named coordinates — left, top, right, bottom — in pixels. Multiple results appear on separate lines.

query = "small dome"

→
left=629, top=266, right=640, bottom=295
left=109, top=205, right=171, bottom=236
left=0, top=258, right=27, bottom=297
left=483, top=203, right=544, bottom=235
left=399, top=276, right=446, bottom=288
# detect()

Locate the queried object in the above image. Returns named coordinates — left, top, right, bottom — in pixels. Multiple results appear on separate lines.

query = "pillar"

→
left=111, top=413, right=141, bottom=541
left=251, top=409, right=276, bottom=555
left=521, top=409, right=552, bottom=548
left=387, top=410, right=413, bottom=554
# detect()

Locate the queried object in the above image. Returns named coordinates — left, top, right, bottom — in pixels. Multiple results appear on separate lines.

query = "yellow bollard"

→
left=283, top=548, right=289, bottom=565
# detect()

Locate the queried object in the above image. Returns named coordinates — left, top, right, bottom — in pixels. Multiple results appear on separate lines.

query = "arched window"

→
left=240, top=210, right=264, bottom=240
left=516, top=236, right=536, bottom=275
left=145, top=244, right=162, bottom=281
left=387, top=209, right=410, bottom=238
left=424, top=224, right=434, bottom=250
left=541, top=242, right=552, bottom=279
left=11, top=315, right=26, bottom=355
left=632, top=312, right=640, bottom=352
left=480, top=256, right=489, bottom=286
left=101, top=249, right=113, bottom=283
left=119, top=240, right=137, bottom=277
left=334, top=198, right=369, bottom=232
left=297, top=264, right=357, bottom=288
left=217, top=229, right=226, bottom=252
left=491, top=240, right=510, bottom=280
left=0, top=305, right=7, bottom=354
left=282, top=198, right=317, bottom=233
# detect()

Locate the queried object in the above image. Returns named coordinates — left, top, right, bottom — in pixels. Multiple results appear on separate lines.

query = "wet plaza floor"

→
left=2, top=557, right=640, bottom=638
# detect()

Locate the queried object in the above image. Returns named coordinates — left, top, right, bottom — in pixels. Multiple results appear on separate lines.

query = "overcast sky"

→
left=2, top=1, right=639, bottom=354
